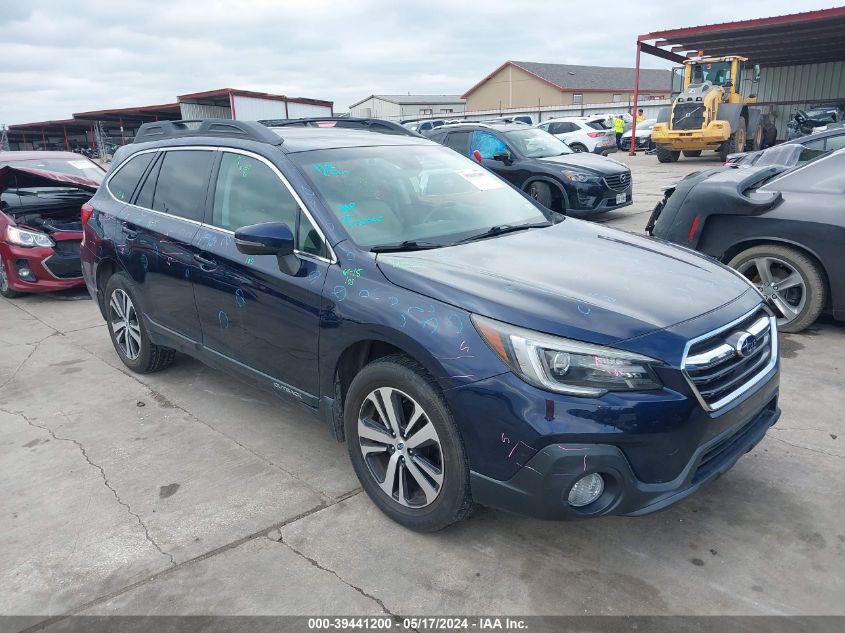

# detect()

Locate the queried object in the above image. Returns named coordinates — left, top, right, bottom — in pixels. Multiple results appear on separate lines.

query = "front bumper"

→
left=651, top=121, right=731, bottom=151
left=456, top=352, right=780, bottom=520
left=620, top=136, right=652, bottom=150
left=567, top=181, right=633, bottom=214
left=1, top=241, right=85, bottom=293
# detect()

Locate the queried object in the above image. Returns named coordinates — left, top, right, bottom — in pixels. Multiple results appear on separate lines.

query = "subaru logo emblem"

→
left=735, top=332, right=757, bottom=357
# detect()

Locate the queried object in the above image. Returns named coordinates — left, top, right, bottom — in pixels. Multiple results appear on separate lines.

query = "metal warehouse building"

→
left=633, top=6, right=845, bottom=140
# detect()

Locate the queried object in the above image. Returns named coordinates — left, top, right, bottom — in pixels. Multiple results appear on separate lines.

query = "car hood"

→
left=534, top=152, right=628, bottom=175
left=623, top=129, right=652, bottom=138
left=376, top=219, right=751, bottom=345
left=0, top=165, right=100, bottom=194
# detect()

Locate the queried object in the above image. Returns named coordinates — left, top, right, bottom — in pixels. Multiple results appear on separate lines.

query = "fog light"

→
left=17, top=266, right=36, bottom=282
left=567, top=473, right=604, bottom=507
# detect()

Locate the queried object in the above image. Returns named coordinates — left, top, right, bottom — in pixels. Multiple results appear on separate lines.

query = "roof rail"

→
left=134, top=119, right=284, bottom=145
left=259, top=117, right=422, bottom=137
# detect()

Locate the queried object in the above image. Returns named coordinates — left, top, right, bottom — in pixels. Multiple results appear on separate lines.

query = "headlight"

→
left=6, top=226, right=54, bottom=248
left=562, top=170, right=601, bottom=184
left=472, top=315, right=662, bottom=396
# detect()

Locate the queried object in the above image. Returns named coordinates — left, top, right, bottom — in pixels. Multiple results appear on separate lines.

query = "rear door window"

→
left=444, top=131, right=471, bottom=155
left=108, top=152, right=155, bottom=202
left=151, top=150, right=215, bottom=222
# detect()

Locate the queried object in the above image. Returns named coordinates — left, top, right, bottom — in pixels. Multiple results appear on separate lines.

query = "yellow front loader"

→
left=651, top=56, right=766, bottom=162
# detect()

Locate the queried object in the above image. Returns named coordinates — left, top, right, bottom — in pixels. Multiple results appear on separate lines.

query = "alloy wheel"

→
left=109, top=289, right=142, bottom=360
left=736, top=256, right=807, bottom=326
left=0, top=258, right=8, bottom=293
left=357, top=387, right=444, bottom=508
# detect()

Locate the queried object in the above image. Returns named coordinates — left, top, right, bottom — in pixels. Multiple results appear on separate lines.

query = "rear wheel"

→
left=345, top=355, right=472, bottom=531
left=682, top=150, right=702, bottom=158
left=728, top=244, right=826, bottom=333
left=105, top=273, right=176, bottom=372
left=656, top=146, right=680, bottom=163
left=0, top=255, right=23, bottom=298
left=569, top=143, right=587, bottom=153
left=719, top=116, right=746, bottom=162
left=527, top=181, right=553, bottom=210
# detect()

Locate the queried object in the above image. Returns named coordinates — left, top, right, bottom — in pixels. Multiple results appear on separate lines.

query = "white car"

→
left=535, top=116, right=617, bottom=154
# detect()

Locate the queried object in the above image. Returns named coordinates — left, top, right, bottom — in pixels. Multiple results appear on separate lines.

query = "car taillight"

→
left=587, top=131, right=602, bottom=138
left=81, top=203, right=94, bottom=226
left=688, top=215, right=700, bottom=242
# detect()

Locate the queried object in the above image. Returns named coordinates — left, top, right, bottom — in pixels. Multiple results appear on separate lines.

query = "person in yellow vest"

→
left=637, top=108, right=646, bottom=123
left=613, top=115, right=625, bottom=149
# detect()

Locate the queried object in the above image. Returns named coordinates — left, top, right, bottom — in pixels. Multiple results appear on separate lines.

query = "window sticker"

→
left=69, top=160, right=97, bottom=169
left=457, top=169, right=504, bottom=191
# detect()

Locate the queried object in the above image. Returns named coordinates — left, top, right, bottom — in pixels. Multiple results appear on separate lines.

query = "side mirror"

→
left=235, top=222, right=300, bottom=275
left=493, top=150, right=512, bottom=164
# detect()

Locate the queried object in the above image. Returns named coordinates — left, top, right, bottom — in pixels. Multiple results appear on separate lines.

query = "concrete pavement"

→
left=1, top=152, right=842, bottom=626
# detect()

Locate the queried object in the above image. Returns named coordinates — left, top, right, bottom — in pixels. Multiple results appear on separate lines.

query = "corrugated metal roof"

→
left=639, top=6, right=845, bottom=66
left=512, top=62, right=672, bottom=91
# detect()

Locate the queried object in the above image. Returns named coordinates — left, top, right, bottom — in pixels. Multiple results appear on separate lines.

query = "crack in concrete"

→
left=768, top=435, right=844, bottom=459
left=17, top=498, right=351, bottom=633
left=277, top=527, right=399, bottom=621
left=1, top=407, right=176, bottom=566
left=0, top=331, right=58, bottom=391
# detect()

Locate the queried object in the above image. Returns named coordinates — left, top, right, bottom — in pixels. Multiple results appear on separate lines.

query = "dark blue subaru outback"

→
left=81, top=118, right=780, bottom=531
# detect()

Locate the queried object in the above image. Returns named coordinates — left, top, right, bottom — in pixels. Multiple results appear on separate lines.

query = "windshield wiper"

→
left=370, top=240, right=445, bottom=253
left=453, top=222, right=551, bottom=245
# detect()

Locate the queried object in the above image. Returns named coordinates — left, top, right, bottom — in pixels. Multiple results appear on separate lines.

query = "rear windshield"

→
left=587, top=120, right=609, bottom=130
left=5, top=158, right=104, bottom=184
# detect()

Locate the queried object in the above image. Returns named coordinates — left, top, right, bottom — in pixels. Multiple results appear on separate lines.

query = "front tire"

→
left=344, top=355, right=472, bottom=531
left=656, top=146, right=680, bottom=163
left=527, top=181, right=553, bottom=210
left=728, top=245, right=826, bottom=333
left=104, top=272, right=176, bottom=372
left=719, top=116, right=746, bottom=162
left=0, top=255, right=22, bottom=298
left=569, top=143, right=587, bottom=153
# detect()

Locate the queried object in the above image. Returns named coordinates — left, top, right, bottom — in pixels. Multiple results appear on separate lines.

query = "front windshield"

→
left=690, top=61, right=732, bottom=86
left=505, top=128, right=572, bottom=158
left=6, top=158, right=104, bottom=184
left=636, top=120, right=656, bottom=130
left=291, top=145, right=548, bottom=249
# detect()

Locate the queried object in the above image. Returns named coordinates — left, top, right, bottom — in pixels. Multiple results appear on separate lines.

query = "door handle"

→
left=193, top=253, right=218, bottom=270
left=121, top=225, right=138, bottom=240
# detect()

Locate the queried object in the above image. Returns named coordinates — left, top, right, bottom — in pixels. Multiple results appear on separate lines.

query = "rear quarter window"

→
left=107, top=152, right=155, bottom=202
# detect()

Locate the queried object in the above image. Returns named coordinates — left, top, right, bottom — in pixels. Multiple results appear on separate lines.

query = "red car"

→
left=0, top=151, right=103, bottom=298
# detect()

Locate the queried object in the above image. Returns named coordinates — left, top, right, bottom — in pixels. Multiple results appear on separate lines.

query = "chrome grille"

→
left=603, top=172, right=631, bottom=190
left=682, top=308, right=777, bottom=411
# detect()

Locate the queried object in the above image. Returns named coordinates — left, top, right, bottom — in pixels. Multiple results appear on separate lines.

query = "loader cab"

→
left=684, top=57, right=760, bottom=104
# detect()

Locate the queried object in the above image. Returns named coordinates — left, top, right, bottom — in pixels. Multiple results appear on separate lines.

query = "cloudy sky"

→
left=2, top=0, right=837, bottom=125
